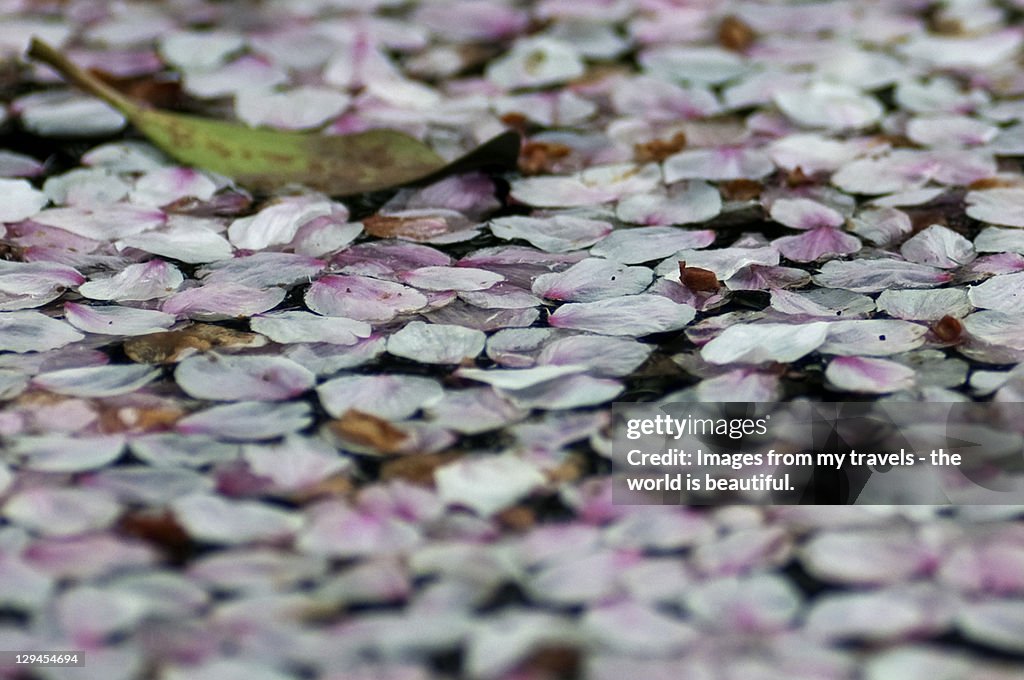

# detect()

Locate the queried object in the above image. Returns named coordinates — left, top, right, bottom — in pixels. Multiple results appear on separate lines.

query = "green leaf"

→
left=27, top=38, right=520, bottom=196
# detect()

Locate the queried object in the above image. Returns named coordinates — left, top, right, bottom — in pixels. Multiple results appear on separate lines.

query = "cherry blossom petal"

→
left=900, top=225, right=975, bottom=268
left=664, top=147, right=774, bottom=182
left=79, top=260, right=184, bottom=301
left=702, top=322, right=830, bottom=365
left=963, top=311, right=1024, bottom=350
left=819, top=320, right=927, bottom=356
left=537, top=335, right=651, bottom=377
left=616, top=181, right=722, bottom=226
left=3, top=488, right=121, bottom=537
left=235, top=87, right=350, bottom=130
left=488, top=215, right=613, bottom=253
left=658, top=246, right=780, bottom=281
left=177, top=401, right=313, bottom=441
left=548, top=295, right=696, bottom=336
left=435, top=454, right=547, bottom=516
left=774, top=82, right=883, bottom=130
left=0, top=311, right=83, bottom=352
left=0, top=178, right=48, bottom=222
left=774, top=228, right=861, bottom=262
left=592, top=226, right=716, bottom=264
left=130, top=167, right=218, bottom=207
left=32, top=203, right=165, bottom=240
left=172, top=494, right=303, bottom=545
left=250, top=311, right=370, bottom=346
left=399, top=266, right=503, bottom=291
left=533, top=258, right=653, bottom=302
left=118, top=218, right=234, bottom=264
left=306, top=275, right=428, bottom=322
left=813, top=259, right=952, bottom=292
left=64, top=301, right=176, bottom=336
left=386, top=321, right=485, bottom=364
left=32, top=364, right=161, bottom=397
left=8, top=434, right=125, bottom=472
left=966, top=188, right=1024, bottom=227
left=175, top=354, right=315, bottom=401
left=228, top=197, right=336, bottom=250
left=162, top=283, right=285, bottom=320
left=875, top=288, right=972, bottom=321
left=825, top=356, right=917, bottom=393
left=968, top=271, right=1024, bottom=312
left=317, top=374, right=444, bottom=420
left=769, top=198, right=844, bottom=230
left=486, top=36, right=584, bottom=89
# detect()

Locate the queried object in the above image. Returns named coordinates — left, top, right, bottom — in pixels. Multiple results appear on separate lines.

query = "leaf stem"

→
left=27, top=38, right=142, bottom=118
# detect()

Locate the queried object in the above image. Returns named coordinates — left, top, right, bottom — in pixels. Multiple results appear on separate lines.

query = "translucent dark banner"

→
left=611, top=401, right=1024, bottom=505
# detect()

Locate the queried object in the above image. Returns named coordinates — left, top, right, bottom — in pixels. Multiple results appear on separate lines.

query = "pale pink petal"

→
left=906, top=115, right=998, bottom=147
left=250, top=310, right=370, bottom=345
left=32, top=204, right=165, bottom=240
left=966, top=188, right=1024, bottom=227
left=386, top=321, right=485, bottom=364
left=0, top=150, right=44, bottom=178
left=685, top=574, right=801, bottom=633
left=825, top=356, right=917, bottom=393
left=199, top=252, right=325, bottom=289
left=9, top=434, right=124, bottom=472
left=813, top=259, right=951, bottom=292
left=3, top=488, right=121, bottom=537
left=663, top=147, right=774, bottom=182
left=848, top=207, right=913, bottom=246
left=436, top=454, right=547, bottom=516
left=175, top=354, right=315, bottom=401
left=235, top=87, right=350, bottom=130
left=820, top=320, right=927, bottom=356
left=968, top=271, right=1024, bottom=312
left=486, top=36, right=583, bottom=89
left=501, top=374, right=624, bottom=409
left=963, top=311, right=1024, bottom=350
left=875, top=288, right=972, bottom=321
left=769, top=198, right=844, bottom=230
left=158, top=30, right=245, bottom=71
left=593, top=226, right=715, bottom=264
left=228, top=196, right=337, bottom=250
left=317, top=374, right=443, bottom=419
left=549, top=294, right=696, bottom=336
left=696, top=369, right=782, bottom=401
left=806, top=586, right=954, bottom=642
left=702, top=322, right=830, bottom=364
left=581, top=600, right=697, bottom=656
left=768, top=133, right=868, bottom=173
left=306, top=275, right=428, bottom=322
left=176, top=401, right=313, bottom=441
left=537, top=335, right=651, bottom=377
left=171, top=494, right=302, bottom=545
left=616, top=181, right=722, bottom=226
left=399, top=266, right=503, bottom=291
left=297, top=502, right=422, bottom=558
left=184, top=55, right=288, bottom=98
left=0, top=311, right=83, bottom=352
left=162, top=283, right=285, bottom=319
left=488, top=214, right=612, bottom=253
left=802, top=529, right=936, bottom=585
left=64, top=301, right=176, bottom=336
left=16, top=92, right=126, bottom=137
left=900, top=225, right=975, bottom=268
left=774, top=227, right=861, bottom=262
left=129, top=167, right=218, bottom=207
left=32, top=364, right=161, bottom=397
left=79, top=260, right=184, bottom=301
left=658, top=246, right=780, bottom=281
left=774, top=82, right=883, bottom=130
left=533, top=258, right=653, bottom=302
left=118, top=217, right=234, bottom=264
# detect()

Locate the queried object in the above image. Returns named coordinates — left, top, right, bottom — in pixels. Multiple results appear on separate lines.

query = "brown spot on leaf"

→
left=718, top=179, right=762, bottom=201
left=634, top=131, right=687, bottom=163
left=380, top=451, right=462, bottom=486
left=718, top=15, right=757, bottom=52
left=679, top=261, right=720, bottom=292
left=932, top=315, right=963, bottom=343
left=124, top=324, right=264, bottom=364
left=329, top=409, right=409, bottom=454
left=519, top=141, right=572, bottom=175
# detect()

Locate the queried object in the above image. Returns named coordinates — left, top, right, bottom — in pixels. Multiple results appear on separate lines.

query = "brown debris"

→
left=124, top=323, right=265, bottom=364
left=633, top=131, right=687, bottom=163
left=968, top=176, right=1024, bottom=190
left=718, top=15, right=757, bottom=52
left=679, top=261, right=720, bottom=292
left=362, top=214, right=453, bottom=241
left=329, top=409, right=410, bottom=455
left=291, top=473, right=355, bottom=503
left=785, top=166, right=814, bottom=187
left=932, top=315, right=964, bottom=343
left=496, top=505, right=536, bottom=532
left=98, top=404, right=184, bottom=434
left=118, top=510, right=193, bottom=563
left=519, top=140, right=572, bottom=175
left=718, top=179, right=762, bottom=201
left=520, top=646, right=582, bottom=680
left=379, top=451, right=463, bottom=486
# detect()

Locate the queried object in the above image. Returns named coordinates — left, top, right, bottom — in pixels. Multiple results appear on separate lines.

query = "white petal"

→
left=591, top=226, right=715, bottom=264
left=0, top=311, right=83, bottom=353
left=548, top=295, right=696, bottom=336
left=825, top=356, right=916, bottom=393
left=875, top=289, right=971, bottom=321
left=228, top=197, right=335, bottom=250
left=172, top=494, right=302, bottom=545
left=250, top=310, right=371, bottom=345
left=316, top=374, right=444, bottom=420
left=175, top=354, right=315, bottom=401
left=435, top=454, right=547, bottom=516
left=64, top=302, right=176, bottom=336
left=32, top=364, right=161, bottom=397
left=900, top=225, right=975, bottom=268
left=968, top=271, right=1024, bottom=312
left=386, top=321, right=485, bottom=364
left=489, top=215, right=612, bottom=253
left=702, top=322, right=830, bottom=364
left=0, top=178, right=48, bottom=221
left=533, top=258, right=653, bottom=302
left=79, top=260, right=184, bottom=301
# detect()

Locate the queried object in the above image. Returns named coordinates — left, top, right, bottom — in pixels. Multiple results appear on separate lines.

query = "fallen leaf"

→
left=718, top=15, right=757, bottom=52
left=718, top=178, right=763, bottom=201
left=123, top=323, right=266, bottom=364
left=633, top=131, right=687, bottom=163
left=29, top=39, right=519, bottom=196
left=328, top=409, right=410, bottom=454
left=519, top=140, right=572, bottom=175
left=380, top=451, right=462, bottom=485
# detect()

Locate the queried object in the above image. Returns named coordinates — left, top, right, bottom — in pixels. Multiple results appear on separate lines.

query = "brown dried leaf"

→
left=718, top=179, right=762, bottom=201
left=496, top=505, right=536, bottom=532
left=634, top=131, right=687, bottom=163
left=124, top=324, right=265, bottom=364
left=362, top=214, right=452, bottom=241
left=329, top=409, right=410, bottom=455
left=679, top=261, right=720, bottom=292
left=519, top=141, right=572, bottom=175
left=718, top=15, right=757, bottom=52
left=380, top=451, right=463, bottom=485
left=118, top=510, right=193, bottom=563
left=932, top=315, right=964, bottom=343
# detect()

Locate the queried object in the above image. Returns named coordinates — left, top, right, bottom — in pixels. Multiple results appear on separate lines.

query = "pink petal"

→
left=549, top=294, right=696, bottom=336
left=162, top=283, right=286, bottom=319
left=774, top=227, right=861, bottom=262
left=64, top=301, right=176, bottom=336
left=175, top=354, right=315, bottom=401
left=306, top=275, right=428, bottom=322
left=79, top=260, right=184, bottom=301
left=825, top=356, right=917, bottom=393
